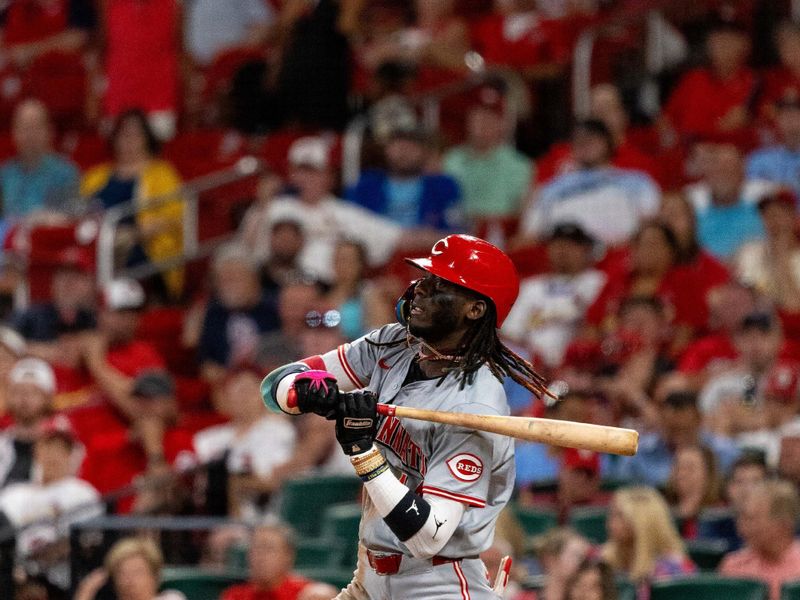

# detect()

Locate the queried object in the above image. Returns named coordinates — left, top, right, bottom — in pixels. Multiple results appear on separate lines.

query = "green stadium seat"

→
left=320, top=502, right=363, bottom=569
left=278, top=475, right=362, bottom=537
left=295, top=566, right=354, bottom=590
left=296, top=536, right=344, bottom=569
left=781, top=580, right=800, bottom=600
left=686, top=538, right=729, bottom=571
left=600, top=479, right=631, bottom=492
left=514, top=506, right=558, bottom=537
left=568, top=507, right=608, bottom=544
left=160, top=567, right=246, bottom=600
left=225, top=543, right=248, bottom=571
left=650, top=575, right=768, bottom=600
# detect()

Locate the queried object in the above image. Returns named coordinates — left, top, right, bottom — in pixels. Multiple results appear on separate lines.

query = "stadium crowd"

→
left=4, top=0, right=800, bottom=599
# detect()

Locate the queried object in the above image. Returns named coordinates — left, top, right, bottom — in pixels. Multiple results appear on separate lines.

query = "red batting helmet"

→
left=404, top=235, right=520, bottom=327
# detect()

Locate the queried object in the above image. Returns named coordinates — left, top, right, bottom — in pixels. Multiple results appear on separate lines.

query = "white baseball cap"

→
left=102, top=278, right=145, bottom=311
left=9, top=358, right=56, bottom=395
left=288, top=136, right=331, bottom=170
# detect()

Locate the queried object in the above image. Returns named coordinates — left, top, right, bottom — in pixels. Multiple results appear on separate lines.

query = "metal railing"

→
left=95, top=156, right=262, bottom=290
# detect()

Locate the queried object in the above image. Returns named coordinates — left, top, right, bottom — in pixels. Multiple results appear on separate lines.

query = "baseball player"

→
left=261, top=235, right=549, bottom=599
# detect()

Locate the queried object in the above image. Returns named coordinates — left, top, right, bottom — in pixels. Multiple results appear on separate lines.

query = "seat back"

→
left=278, top=475, right=362, bottom=537
left=650, top=575, right=769, bottom=600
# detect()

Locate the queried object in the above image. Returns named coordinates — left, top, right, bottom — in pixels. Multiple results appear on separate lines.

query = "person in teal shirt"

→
left=443, top=83, right=532, bottom=219
left=0, top=100, right=79, bottom=219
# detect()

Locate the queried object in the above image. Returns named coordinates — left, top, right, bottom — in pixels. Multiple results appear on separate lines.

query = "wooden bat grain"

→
left=377, top=405, right=638, bottom=456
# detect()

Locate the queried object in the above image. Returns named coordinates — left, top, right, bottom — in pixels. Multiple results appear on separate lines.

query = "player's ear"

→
left=465, top=299, right=487, bottom=321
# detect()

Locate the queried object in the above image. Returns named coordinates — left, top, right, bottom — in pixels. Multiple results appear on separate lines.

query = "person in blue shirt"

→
left=346, top=126, right=463, bottom=231
left=612, top=391, right=740, bottom=488
left=0, top=100, right=79, bottom=220
left=746, top=90, right=800, bottom=199
left=686, top=141, right=766, bottom=260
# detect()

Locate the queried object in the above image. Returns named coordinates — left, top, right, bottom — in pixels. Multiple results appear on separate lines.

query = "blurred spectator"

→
left=0, top=327, right=26, bottom=415
left=258, top=279, right=323, bottom=371
left=193, top=368, right=296, bottom=518
left=601, top=486, right=695, bottom=586
left=356, top=0, right=469, bottom=76
left=275, top=0, right=354, bottom=130
left=612, top=391, right=740, bottom=487
left=198, top=244, right=280, bottom=385
left=199, top=525, right=250, bottom=570
left=685, top=141, right=768, bottom=260
left=703, top=452, right=770, bottom=550
left=0, top=100, right=79, bottom=220
left=472, top=0, right=570, bottom=76
left=254, top=136, right=404, bottom=282
left=502, top=223, right=605, bottom=367
left=443, top=83, right=533, bottom=220
left=747, top=91, right=800, bottom=197
left=762, top=21, right=800, bottom=122
left=0, top=358, right=55, bottom=487
left=14, top=253, right=95, bottom=365
left=736, top=361, right=800, bottom=468
left=537, top=84, right=661, bottom=184
left=100, top=0, right=180, bottom=140
left=0, top=416, right=102, bottom=594
left=238, top=171, right=288, bottom=262
left=699, top=312, right=786, bottom=435
left=736, top=189, right=800, bottom=311
left=677, top=282, right=757, bottom=378
left=81, top=110, right=185, bottom=300
left=257, top=219, right=307, bottom=294
left=0, top=0, right=95, bottom=67
left=322, top=240, right=392, bottom=341
left=520, top=120, right=660, bottom=247
left=221, top=522, right=316, bottom=600
left=80, top=278, right=166, bottom=414
left=554, top=448, right=606, bottom=521
left=658, top=192, right=730, bottom=334
left=74, top=536, right=186, bottom=600
left=80, top=370, right=195, bottom=512
left=347, top=126, right=462, bottom=230
left=719, top=480, right=800, bottom=600
left=660, top=13, right=756, bottom=144
left=184, top=0, right=275, bottom=66
left=565, top=559, right=618, bottom=600
left=531, top=527, right=591, bottom=600
left=665, top=445, right=723, bottom=538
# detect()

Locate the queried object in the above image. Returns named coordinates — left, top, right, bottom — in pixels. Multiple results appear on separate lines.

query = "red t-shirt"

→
left=471, top=12, right=570, bottom=70
left=761, top=67, right=800, bottom=117
left=2, top=0, right=68, bottom=46
left=105, top=339, right=165, bottom=377
left=668, top=252, right=730, bottom=333
left=80, top=424, right=195, bottom=510
left=221, top=576, right=311, bottom=600
left=663, top=67, right=758, bottom=140
left=103, top=0, right=180, bottom=115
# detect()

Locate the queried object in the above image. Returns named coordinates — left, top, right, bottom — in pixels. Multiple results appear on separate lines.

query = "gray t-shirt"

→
left=339, top=324, right=515, bottom=558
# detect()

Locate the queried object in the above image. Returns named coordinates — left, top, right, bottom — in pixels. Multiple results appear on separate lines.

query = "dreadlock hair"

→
left=368, top=296, right=553, bottom=399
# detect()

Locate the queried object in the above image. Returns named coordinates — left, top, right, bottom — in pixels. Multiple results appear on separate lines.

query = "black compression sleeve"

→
left=384, top=490, right=431, bottom=541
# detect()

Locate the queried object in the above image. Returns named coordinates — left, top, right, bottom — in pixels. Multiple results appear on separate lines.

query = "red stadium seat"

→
left=0, top=132, right=16, bottom=163
left=162, top=129, right=245, bottom=179
left=59, top=130, right=111, bottom=171
left=23, top=51, right=88, bottom=129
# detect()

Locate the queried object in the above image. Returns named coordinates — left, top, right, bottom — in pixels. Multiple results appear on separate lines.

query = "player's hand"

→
left=291, top=370, right=339, bottom=418
left=335, top=391, right=379, bottom=455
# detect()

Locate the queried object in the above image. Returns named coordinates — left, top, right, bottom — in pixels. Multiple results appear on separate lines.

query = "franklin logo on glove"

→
left=344, top=417, right=374, bottom=429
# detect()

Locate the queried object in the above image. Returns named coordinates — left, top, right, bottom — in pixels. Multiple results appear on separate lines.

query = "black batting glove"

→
left=291, top=371, right=339, bottom=419
left=335, top=391, right=379, bottom=455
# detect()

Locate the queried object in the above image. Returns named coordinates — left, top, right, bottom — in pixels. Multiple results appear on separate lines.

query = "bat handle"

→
left=377, top=404, right=396, bottom=417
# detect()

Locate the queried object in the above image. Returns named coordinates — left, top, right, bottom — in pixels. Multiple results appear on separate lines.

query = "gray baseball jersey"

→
left=336, top=323, right=515, bottom=559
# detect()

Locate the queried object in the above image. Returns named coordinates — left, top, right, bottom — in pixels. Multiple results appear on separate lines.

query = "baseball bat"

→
left=376, top=404, right=638, bottom=456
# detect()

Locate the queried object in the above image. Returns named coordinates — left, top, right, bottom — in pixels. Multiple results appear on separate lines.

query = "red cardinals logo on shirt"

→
left=446, top=453, right=483, bottom=482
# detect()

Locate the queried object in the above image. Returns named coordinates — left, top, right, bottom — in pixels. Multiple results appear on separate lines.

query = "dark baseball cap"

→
left=132, top=370, right=175, bottom=398
left=739, top=312, right=775, bottom=332
left=548, top=223, right=595, bottom=246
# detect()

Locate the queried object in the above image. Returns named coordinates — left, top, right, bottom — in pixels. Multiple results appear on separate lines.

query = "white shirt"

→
left=0, top=476, right=103, bottom=588
left=501, top=270, right=606, bottom=367
left=737, top=418, right=800, bottom=468
left=735, top=241, right=800, bottom=300
left=253, top=194, right=403, bottom=282
left=193, top=415, right=296, bottom=476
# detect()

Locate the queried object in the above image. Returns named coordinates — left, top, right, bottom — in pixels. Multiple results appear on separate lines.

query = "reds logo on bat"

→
left=446, top=453, right=483, bottom=482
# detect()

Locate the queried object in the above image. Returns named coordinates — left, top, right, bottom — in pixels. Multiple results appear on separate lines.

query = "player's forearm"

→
left=353, top=446, right=463, bottom=559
